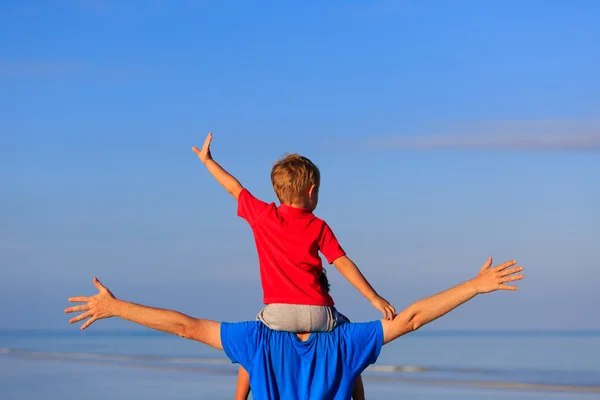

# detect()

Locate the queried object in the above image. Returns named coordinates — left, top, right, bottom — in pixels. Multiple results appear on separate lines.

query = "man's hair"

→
left=271, top=154, right=320, bottom=204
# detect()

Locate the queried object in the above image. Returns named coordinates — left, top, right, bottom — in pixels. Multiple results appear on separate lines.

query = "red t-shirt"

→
left=237, top=188, right=346, bottom=306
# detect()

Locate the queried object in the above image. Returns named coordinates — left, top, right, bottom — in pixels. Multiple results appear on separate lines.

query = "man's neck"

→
left=296, top=332, right=311, bottom=341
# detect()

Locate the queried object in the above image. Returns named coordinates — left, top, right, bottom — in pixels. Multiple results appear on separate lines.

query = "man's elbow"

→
left=179, top=319, right=208, bottom=342
left=404, top=307, right=426, bottom=332
left=387, top=309, right=422, bottom=341
left=175, top=323, right=191, bottom=339
left=177, top=318, right=200, bottom=340
left=409, top=314, right=425, bottom=332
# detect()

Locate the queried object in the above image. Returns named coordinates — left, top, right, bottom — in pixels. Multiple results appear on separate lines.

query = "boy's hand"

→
left=371, top=295, right=396, bottom=320
left=192, top=132, right=213, bottom=164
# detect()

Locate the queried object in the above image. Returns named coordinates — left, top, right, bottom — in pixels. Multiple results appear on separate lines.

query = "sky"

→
left=1, top=0, right=599, bottom=332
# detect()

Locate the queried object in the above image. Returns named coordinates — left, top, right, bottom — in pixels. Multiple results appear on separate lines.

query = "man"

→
left=65, top=257, right=523, bottom=400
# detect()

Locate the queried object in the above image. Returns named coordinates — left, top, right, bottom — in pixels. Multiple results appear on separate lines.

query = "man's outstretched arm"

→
left=65, top=277, right=223, bottom=350
left=381, top=257, right=524, bottom=344
left=192, top=132, right=244, bottom=200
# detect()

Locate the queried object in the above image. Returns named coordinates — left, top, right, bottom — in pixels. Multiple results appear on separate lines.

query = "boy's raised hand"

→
left=371, top=295, right=396, bottom=320
left=192, top=132, right=213, bottom=164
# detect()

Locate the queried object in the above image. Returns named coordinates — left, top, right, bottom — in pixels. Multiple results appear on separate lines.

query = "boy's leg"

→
left=235, top=366, right=251, bottom=400
left=352, top=375, right=365, bottom=400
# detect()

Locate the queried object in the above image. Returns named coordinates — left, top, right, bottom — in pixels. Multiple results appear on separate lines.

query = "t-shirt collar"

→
left=278, top=204, right=313, bottom=217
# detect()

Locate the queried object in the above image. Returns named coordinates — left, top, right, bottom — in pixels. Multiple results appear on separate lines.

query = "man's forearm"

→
left=407, top=281, right=478, bottom=330
left=383, top=280, right=479, bottom=344
left=111, top=299, right=223, bottom=349
left=112, top=299, right=198, bottom=338
left=205, top=159, right=244, bottom=199
left=334, top=257, right=378, bottom=300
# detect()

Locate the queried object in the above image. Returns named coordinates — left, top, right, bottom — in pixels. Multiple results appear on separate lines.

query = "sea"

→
left=1, top=329, right=599, bottom=399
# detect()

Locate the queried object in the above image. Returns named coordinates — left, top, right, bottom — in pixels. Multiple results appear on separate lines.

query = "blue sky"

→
left=1, top=0, right=599, bottom=331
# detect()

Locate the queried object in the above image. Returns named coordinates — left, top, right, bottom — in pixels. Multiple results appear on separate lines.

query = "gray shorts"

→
left=256, top=303, right=350, bottom=333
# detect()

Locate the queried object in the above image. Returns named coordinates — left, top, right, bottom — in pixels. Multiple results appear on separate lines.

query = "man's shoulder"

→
left=333, top=321, right=384, bottom=341
left=222, top=320, right=266, bottom=329
left=221, top=320, right=266, bottom=339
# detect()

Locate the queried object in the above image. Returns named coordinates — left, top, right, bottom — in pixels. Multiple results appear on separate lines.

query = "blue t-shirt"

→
left=221, top=320, right=383, bottom=400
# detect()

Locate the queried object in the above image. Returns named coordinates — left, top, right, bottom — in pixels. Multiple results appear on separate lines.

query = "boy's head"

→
left=271, top=153, right=320, bottom=210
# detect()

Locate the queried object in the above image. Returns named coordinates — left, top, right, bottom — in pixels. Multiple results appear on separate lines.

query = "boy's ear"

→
left=308, top=184, right=317, bottom=198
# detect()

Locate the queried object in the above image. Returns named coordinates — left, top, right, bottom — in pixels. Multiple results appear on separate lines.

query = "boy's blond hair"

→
left=271, top=154, right=320, bottom=205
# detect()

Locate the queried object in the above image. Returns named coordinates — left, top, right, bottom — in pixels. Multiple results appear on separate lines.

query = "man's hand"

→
left=192, top=132, right=213, bottom=164
left=471, top=257, right=524, bottom=294
left=65, top=277, right=117, bottom=330
left=371, top=295, right=396, bottom=320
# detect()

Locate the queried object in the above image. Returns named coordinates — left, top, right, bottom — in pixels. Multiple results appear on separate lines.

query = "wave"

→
left=0, top=347, right=228, bottom=365
left=2, top=348, right=600, bottom=393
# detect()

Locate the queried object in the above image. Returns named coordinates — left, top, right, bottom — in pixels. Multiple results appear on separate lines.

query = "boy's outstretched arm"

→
left=192, top=132, right=244, bottom=200
left=333, top=256, right=396, bottom=320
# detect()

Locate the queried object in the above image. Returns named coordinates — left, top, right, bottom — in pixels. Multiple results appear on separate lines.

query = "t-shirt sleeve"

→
left=237, top=188, right=270, bottom=225
left=318, top=222, right=346, bottom=264
left=340, top=321, right=384, bottom=375
left=220, top=321, right=263, bottom=369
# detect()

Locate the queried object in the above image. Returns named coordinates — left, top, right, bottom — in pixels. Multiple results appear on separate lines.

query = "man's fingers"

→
left=480, top=257, right=493, bottom=272
left=492, top=260, right=517, bottom=272
left=498, top=284, right=519, bottom=291
left=499, top=274, right=524, bottom=283
left=191, top=146, right=201, bottom=154
left=93, top=277, right=107, bottom=292
left=68, top=296, right=90, bottom=303
left=499, top=266, right=524, bottom=277
left=65, top=305, right=88, bottom=313
left=81, top=317, right=97, bottom=331
left=389, top=305, right=396, bottom=316
left=69, top=311, right=92, bottom=324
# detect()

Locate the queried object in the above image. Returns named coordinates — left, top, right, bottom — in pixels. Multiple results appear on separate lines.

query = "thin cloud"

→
left=0, top=59, right=128, bottom=79
left=0, top=60, right=81, bottom=77
left=362, top=121, right=600, bottom=151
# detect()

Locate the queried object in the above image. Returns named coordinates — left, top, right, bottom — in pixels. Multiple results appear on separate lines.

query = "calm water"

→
left=1, top=330, right=599, bottom=399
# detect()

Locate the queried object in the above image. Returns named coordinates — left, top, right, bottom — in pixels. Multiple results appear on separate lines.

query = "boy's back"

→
left=237, top=188, right=345, bottom=306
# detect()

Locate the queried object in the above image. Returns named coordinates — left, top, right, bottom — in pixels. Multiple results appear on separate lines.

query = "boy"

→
left=192, top=133, right=395, bottom=399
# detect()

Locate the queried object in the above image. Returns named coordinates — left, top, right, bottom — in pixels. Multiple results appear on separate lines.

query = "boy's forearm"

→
left=204, top=159, right=244, bottom=199
left=333, top=257, right=378, bottom=301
